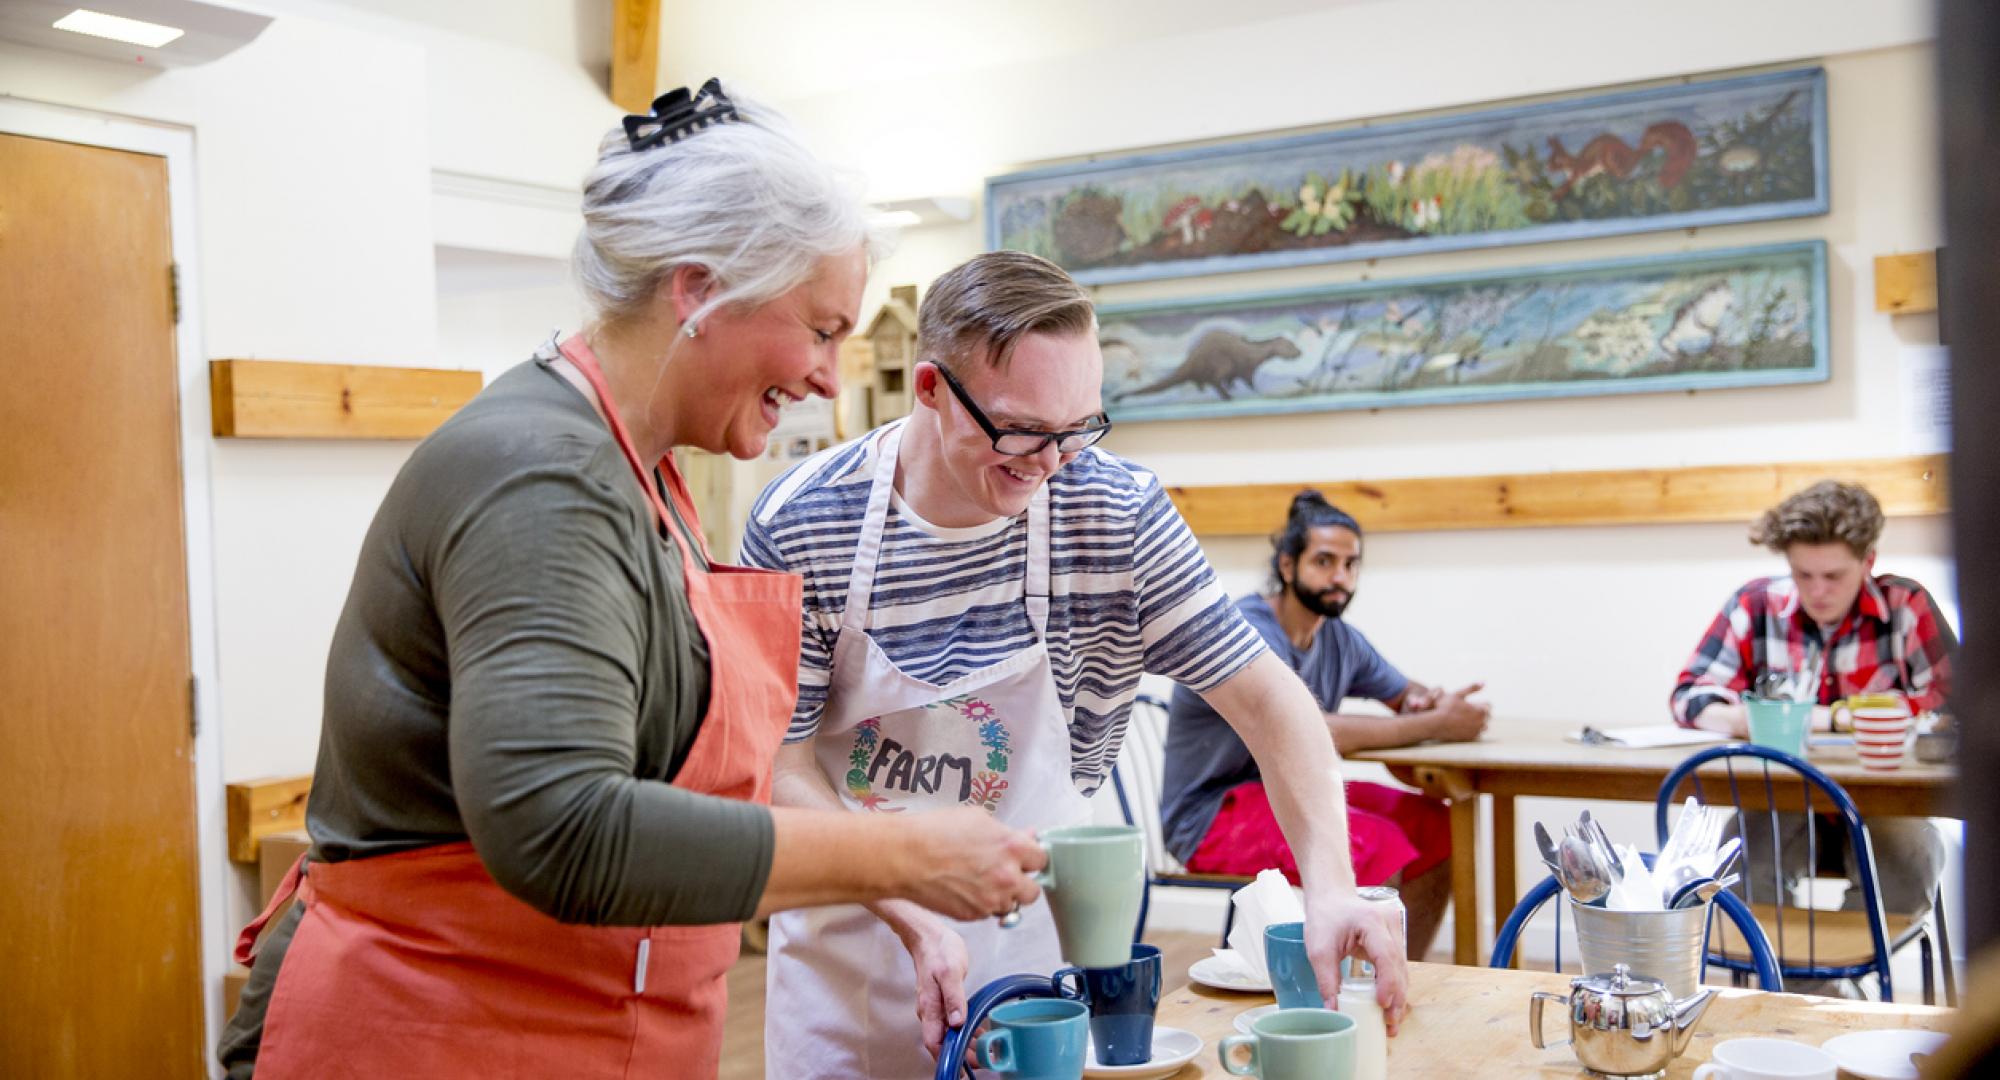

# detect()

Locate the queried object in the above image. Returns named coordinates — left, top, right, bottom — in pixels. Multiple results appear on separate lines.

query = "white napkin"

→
left=1605, top=844, right=1665, bottom=911
left=1210, top=869, right=1307, bottom=983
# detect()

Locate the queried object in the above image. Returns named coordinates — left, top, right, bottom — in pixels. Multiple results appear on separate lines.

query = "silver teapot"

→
left=1530, top=963, right=1716, bottom=1080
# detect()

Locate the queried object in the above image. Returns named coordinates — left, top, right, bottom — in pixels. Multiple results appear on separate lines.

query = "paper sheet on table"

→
left=1568, top=724, right=1730, bottom=749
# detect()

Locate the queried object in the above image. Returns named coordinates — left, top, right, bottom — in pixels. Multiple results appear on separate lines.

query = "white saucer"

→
left=1083, top=1026, right=1202, bottom=1078
left=1819, top=1029, right=1948, bottom=1080
left=1188, top=955, right=1271, bottom=993
left=1233, top=1003, right=1280, bottom=1035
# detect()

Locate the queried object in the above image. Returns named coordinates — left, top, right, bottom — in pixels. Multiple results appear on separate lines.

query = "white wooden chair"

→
left=1110, top=693, right=1254, bottom=943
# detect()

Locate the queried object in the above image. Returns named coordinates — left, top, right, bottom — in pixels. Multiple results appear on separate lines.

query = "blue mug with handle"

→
left=977, top=997, right=1089, bottom=1080
left=1264, top=922, right=1323, bottom=1009
left=1054, top=943, right=1162, bottom=1066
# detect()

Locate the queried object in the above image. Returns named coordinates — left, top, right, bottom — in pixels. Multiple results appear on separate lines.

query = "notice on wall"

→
left=1900, top=345, right=1951, bottom=455
left=766, top=396, right=837, bottom=461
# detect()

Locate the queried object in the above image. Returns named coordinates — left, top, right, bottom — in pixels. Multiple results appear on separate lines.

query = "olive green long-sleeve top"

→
left=219, top=356, right=775, bottom=1076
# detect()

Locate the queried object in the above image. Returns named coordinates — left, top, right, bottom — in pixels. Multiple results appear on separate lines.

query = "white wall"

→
left=3, top=1, right=613, bottom=786
left=777, top=37, right=1956, bottom=734
left=2, top=4, right=614, bottom=1050
left=691, top=1, right=1957, bottom=952
left=2, top=0, right=1954, bottom=1036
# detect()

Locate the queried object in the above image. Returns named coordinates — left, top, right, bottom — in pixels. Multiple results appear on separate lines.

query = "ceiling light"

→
left=53, top=8, right=183, bottom=48
left=875, top=209, right=925, bottom=228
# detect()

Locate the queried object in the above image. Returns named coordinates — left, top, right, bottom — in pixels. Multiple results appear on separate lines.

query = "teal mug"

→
left=1219, top=1007, right=1356, bottom=1078
left=1264, top=921, right=1323, bottom=1009
left=1033, top=825, right=1145, bottom=969
left=977, top=997, right=1089, bottom=1080
left=1745, top=697, right=1812, bottom=757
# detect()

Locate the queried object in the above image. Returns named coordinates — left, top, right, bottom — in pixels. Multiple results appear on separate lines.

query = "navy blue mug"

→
left=1053, top=943, right=1162, bottom=1066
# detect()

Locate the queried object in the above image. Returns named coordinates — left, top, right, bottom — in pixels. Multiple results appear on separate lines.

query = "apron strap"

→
left=1024, top=480, right=1050, bottom=637
left=234, top=850, right=307, bottom=966
left=840, top=419, right=1054, bottom=640
left=553, top=334, right=705, bottom=578
left=839, top=422, right=905, bottom=633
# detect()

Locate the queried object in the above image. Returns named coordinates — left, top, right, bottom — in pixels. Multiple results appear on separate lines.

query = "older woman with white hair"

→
left=217, top=80, right=1044, bottom=1079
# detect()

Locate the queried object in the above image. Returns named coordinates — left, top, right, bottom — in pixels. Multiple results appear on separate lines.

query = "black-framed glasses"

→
left=931, top=362, right=1112, bottom=457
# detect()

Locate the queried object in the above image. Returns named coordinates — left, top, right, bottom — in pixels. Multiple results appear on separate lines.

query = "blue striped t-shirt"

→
left=739, top=427, right=1267, bottom=794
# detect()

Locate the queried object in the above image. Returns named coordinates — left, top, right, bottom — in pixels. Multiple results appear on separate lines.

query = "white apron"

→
left=765, top=421, right=1093, bottom=1079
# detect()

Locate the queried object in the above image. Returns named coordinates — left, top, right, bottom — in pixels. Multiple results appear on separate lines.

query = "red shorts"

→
left=1185, top=780, right=1450, bottom=887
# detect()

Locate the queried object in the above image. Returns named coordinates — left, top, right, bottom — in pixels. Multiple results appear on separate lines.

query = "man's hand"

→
left=886, top=909, right=972, bottom=1061
left=1422, top=683, right=1489, bottom=743
left=1305, top=889, right=1409, bottom=1035
left=1692, top=703, right=1749, bottom=738
left=1400, top=683, right=1443, bottom=713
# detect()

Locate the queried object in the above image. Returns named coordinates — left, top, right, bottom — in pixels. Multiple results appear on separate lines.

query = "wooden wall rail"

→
left=210, top=359, right=481, bottom=439
left=226, top=774, right=312, bottom=863
left=1874, top=251, right=1940, bottom=314
left=1167, top=454, right=1949, bottom=536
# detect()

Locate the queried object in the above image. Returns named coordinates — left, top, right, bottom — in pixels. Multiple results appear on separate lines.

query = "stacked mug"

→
left=1836, top=693, right=1914, bottom=771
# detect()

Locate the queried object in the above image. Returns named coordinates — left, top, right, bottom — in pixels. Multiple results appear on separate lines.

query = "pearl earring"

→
left=683, top=323, right=699, bottom=339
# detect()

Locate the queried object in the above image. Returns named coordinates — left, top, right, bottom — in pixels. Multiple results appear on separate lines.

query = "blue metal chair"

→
left=1490, top=855, right=1784, bottom=991
left=1109, top=693, right=1252, bottom=944
left=933, top=972, right=1065, bottom=1080
left=1655, top=743, right=1950, bottom=1003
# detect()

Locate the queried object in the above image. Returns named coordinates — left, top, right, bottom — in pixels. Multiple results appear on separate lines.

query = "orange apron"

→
left=234, top=336, right=802, bottom=1078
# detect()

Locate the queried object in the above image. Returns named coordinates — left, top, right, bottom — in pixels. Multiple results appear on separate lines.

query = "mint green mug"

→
left=1219, top=1007, right=1356, bottom=1078
left=1032, top=825, right=1145, bottom=969
left=1745, top=697, right=1812, bottom=757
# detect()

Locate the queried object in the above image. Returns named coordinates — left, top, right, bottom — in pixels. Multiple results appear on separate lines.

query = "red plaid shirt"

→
left=1671, top=573, right=1956, bottom=726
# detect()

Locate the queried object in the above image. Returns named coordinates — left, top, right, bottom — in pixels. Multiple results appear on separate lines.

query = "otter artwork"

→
left=1117, top=328, right=1302, bottom=401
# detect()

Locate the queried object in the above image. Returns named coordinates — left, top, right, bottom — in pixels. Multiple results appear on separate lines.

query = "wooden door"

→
left=0, top=132, right=205, bottom=1076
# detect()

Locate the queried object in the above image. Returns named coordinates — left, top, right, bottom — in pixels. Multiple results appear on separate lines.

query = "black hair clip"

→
left=623, top=77, right=739, bottom=151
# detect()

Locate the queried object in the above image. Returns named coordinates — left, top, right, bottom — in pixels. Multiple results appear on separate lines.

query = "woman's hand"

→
left=1306, top=889, right=1409, bottom=1035
left=891, top=807, right=1045, bottom=921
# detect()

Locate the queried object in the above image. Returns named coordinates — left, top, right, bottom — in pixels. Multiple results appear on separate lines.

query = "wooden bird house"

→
left=866, top=285, right=920, bottom=422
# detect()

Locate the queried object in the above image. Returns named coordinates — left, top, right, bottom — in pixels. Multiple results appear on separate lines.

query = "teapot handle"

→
left=1529, top=991, right=1570, bottom=1050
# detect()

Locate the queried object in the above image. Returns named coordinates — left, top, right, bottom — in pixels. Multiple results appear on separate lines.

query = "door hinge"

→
left=169, top=262, right=181, bottom=325
left=189, top=674, right=199, bottom=738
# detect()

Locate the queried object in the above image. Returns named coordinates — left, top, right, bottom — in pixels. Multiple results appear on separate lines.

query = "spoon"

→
left=1558, top=833, right=1613, bottom=905
left=1670, top=874, right=1742, bottom=909
left=1534, top=822, right=1563, bottom=875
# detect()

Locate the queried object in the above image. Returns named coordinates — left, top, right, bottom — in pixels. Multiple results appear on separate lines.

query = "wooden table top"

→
left=1153, top=961, right=1953, bottom=1078
left=1349, top=719, right=1955, bottom=789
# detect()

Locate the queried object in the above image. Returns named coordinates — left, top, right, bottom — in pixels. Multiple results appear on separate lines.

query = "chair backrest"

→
left=1112, top=693, right=1185, bottom=876
left=936, top=973, right=1063, bottom=1080
left=1654, top=744, right=1895, bottom=998
left=1490, top=862, right=1784, bottom=992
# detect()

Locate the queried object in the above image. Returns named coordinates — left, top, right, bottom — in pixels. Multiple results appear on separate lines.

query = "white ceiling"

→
left=660, top=0, right=1374, bottom=102
left=308, top=0, right=1374, bottom=105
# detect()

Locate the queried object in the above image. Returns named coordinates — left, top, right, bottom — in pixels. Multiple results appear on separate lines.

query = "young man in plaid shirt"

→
left=1671, top=480, right=1957, bottom=986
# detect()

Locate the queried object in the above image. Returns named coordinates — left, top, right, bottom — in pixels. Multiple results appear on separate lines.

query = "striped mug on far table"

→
left=1836, top=693, right=1913, bottom=771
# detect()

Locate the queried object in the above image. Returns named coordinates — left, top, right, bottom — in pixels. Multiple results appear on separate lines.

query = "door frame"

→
left=0, top=97, right=230, bottom=1062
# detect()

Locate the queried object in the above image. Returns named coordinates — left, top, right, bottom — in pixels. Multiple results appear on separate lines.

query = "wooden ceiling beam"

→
left=611, top=0, right=662, bottom=114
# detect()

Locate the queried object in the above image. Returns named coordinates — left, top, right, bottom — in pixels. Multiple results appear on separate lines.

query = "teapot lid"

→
left=1573, top=963, right=1667, bottom=997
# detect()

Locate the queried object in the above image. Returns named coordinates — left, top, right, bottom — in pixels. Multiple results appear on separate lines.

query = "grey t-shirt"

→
left=1158, top=593, right=1408, bottom=863
left=219, top=358, right=774, bottom=1075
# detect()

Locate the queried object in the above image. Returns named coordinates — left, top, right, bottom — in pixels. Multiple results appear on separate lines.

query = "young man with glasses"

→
left=743, top=251, right=1407, bottom=1078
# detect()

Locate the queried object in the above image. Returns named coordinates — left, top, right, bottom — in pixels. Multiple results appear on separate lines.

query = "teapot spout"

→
left=1669, top=988, right=1716, bottom=1055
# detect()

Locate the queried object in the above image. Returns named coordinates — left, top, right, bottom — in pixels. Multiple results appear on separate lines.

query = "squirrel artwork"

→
left=1544, top=120, right=1698, bottom=200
